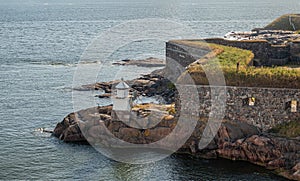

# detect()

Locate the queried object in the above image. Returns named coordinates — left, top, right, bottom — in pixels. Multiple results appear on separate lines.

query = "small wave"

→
left=32, top=128, right=53, bottom=138
left=27, top=61, right=100, bottom=67
left=27, top=61, right=75, bottom=67
left=48, top=62, right=75, bottom=67
left=29, top=60, right=102, bottom=67
left=76, top=60, right=101, bottom=64
left=50, top=60, right=102, bottom=66
left=53, top=86, right=73, bottom=92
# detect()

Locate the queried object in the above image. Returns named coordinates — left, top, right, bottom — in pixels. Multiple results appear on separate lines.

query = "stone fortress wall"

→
left=196, top=86, right=300, bottom=131
left=166, top=41, right=300, bottom=131
left=205, top=38, right=300, bottom=66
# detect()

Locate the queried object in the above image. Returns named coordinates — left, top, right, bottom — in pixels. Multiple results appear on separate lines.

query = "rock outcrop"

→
left=53, top=73, right=299, bottom=180
left=73, top=73, right=176, bottom=104
left=53, top=104, right=300, bottom=180
left=112, top=57, right=165, bottom=67
left=217, top=135, right=300, bottom=180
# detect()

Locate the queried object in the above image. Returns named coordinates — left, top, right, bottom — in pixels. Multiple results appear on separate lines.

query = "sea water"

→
left=1, top=0, right=298, bottom=180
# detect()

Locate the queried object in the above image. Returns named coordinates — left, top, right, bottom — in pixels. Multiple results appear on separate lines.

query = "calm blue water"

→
left=0, top=0, right=299, bottom=180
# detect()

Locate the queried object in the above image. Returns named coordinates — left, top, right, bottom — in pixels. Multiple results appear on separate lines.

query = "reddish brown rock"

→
left=147, top=127, right=172, bottom=141
left=118, top=128, right=142, bottom=143
left=53, top=105, right=299, bottom=180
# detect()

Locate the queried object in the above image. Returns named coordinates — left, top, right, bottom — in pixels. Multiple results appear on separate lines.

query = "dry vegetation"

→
left=132, top=103, right=176, bottom=115
left=264, top=14, right=300, bottom=31
left=175, top=40, right=300, bottom=88
left=269, top=120, right=300, bottom=138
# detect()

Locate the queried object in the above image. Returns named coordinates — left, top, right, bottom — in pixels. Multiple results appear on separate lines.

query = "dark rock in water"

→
left=95, top=93, right=111, bottom=98
left=74, top=73, right=176, bottom=104
left=215, top=135, right=300, bottom=180
left=112, top=57, right=165, bottom=67
left=53, top=105, right=113, bottom=143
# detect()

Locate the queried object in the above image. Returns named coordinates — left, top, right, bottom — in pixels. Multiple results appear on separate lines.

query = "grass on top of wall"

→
left=173, top=40, right=300, bottom=88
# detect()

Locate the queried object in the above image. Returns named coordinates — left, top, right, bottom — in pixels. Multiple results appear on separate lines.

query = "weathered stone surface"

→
left=174, top=85, right=300, bottom=131
left=198, top=127, right=300, bottom=181
left=53, top=112, right=76, bottom=138
left=292, top=163, right=300, bottom=179
left=53, top=72, right=300, bottom=180
left=204, top=38, right=294, bottom=66
left=118, top=128, right=142, bottom=143
left=53, top=105, right=300, bottom=180
left=146, top=127, right=172, bottom=141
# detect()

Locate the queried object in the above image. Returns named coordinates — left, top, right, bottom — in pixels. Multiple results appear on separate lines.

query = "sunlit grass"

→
left=175, top=40, right=300, bottom=88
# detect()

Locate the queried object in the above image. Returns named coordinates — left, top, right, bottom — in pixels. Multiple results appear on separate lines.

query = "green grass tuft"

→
left=174, top=40, right=300, bottom=88
left=269, top=120, right=300, bottom=138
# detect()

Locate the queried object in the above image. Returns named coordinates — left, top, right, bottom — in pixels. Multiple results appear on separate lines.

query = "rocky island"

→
left=53, top=14, right=300, bottom=180
left=112, top=57, right=165, bottom=67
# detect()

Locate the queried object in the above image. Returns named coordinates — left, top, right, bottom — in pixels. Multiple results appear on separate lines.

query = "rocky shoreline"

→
left=53, top=73, right=300, bottom=180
